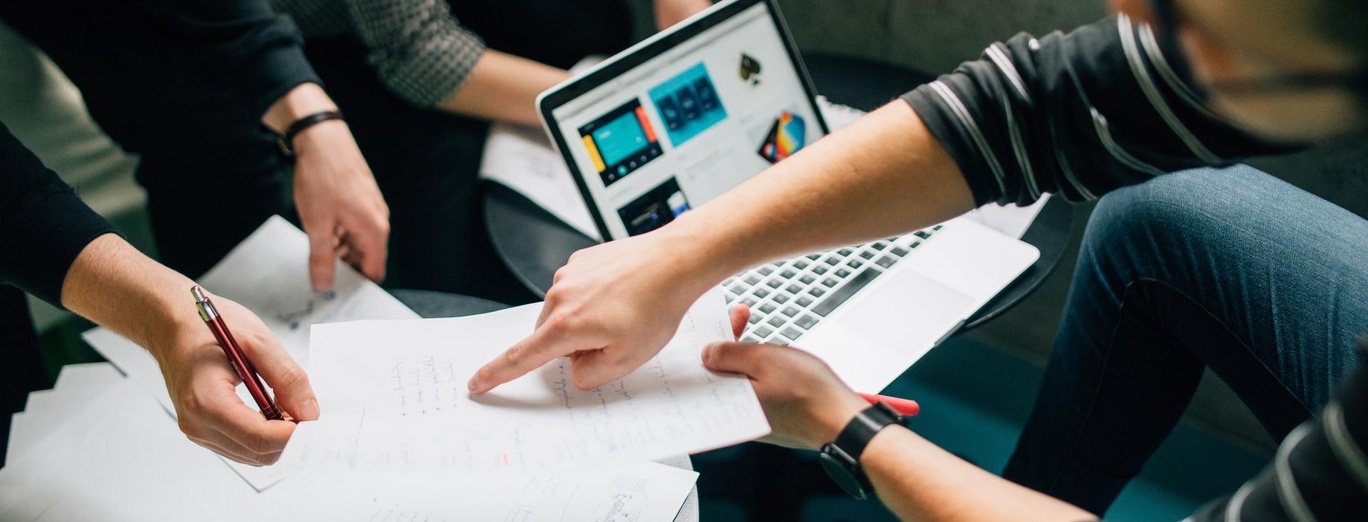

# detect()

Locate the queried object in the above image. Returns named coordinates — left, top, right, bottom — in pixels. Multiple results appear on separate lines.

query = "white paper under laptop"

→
left=538, top=0, right=1039, bottom=392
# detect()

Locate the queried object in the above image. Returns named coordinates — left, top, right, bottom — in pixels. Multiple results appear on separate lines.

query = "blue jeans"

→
left=1001, top=165, right=1368, bottom=515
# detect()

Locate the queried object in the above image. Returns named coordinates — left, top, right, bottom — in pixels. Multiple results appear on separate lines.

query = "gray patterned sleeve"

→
left=344, top=0, right=487, bottom=107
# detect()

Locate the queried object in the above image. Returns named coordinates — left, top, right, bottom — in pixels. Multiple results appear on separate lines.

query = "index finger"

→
left=467, top=322, right=590, bottom=394
left=305, top=222, right=338, bottom=292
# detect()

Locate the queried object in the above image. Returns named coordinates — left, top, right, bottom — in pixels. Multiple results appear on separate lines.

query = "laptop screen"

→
left=541, top=0, right=827, bottom=239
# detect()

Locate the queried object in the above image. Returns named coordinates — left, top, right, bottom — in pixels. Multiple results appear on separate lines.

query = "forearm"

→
left=655, top=0, right=713, bottom=28
left=59, top=234, right=197, bottom=360
left=437, top=50, right=570, bottom=127
left=658, top=101, right=975, bottom=287
left=863, top=427, right=1095, bottom=522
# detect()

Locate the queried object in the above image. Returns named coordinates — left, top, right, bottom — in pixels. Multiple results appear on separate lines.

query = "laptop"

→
left=537, top=0, right=1040, bottom=391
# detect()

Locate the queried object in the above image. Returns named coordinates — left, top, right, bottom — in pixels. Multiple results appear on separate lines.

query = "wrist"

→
left=815, top=393, right=874, bottom=448
left=658, top=212, right=754, bottom=292
left=261, top=83, right=339, bottom=134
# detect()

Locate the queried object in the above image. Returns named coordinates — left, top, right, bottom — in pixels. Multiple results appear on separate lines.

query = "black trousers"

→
left=293, top=0, right=635, bottom=301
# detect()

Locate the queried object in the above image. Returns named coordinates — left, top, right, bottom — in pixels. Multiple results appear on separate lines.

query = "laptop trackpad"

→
left=837, top=270, right=976, bottom=355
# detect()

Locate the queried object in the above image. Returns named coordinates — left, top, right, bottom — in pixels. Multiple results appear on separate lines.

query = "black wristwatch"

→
left=819, top=401, right=904, bottom=499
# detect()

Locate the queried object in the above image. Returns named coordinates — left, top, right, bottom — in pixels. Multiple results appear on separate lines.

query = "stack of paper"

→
left=1, top=363, right=701, bottom=521
left=2, top=216, right=708, bottom=521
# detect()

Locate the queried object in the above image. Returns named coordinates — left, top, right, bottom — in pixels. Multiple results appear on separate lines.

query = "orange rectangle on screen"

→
left=635, top=106, right=658, bottom=143
left=582, top=135, right=606, bottom=172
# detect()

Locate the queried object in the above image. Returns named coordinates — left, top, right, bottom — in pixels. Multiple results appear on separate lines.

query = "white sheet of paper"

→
left=248, top=462, right=697, bottom=522
left=81, top=216, right=419, bottom=491
left=4, top=375, right=696, bottom=522
left=479, top=122, right=602, bottom=240
left=0, top=380, right=238, bottom=522
left=283, top=288, right=767, bottom=474
left=7, top=363, right=124, bottom=459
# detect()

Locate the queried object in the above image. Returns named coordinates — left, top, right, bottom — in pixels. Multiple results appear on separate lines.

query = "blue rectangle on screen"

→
left=649, top=63, right=727, bottom=146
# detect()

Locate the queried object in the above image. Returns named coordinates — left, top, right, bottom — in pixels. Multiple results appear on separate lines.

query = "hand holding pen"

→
left=193, top=286, right=283, bottom=420
left=143, top=286, right=321, bottom=465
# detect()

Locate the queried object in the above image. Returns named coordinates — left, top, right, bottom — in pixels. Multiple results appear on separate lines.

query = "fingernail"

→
left=299, top=398, right=320, bottom=420
left=467, top=379, right=481, bottom=393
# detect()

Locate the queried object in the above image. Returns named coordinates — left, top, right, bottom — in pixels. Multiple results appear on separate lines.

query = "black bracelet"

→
left=276, top=110, right=344, bottom=157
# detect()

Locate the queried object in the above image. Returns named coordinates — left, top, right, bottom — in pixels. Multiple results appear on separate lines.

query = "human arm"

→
left=62, top=236, right=319, bottom=465
left=701, top=311, right=1368, bottom=521
left=1, top=122, right=318, bottom=465
left=438, top=50, right=570, bottom=127
left=261, top=83, right=391, bottom=292
left=468, top=16, right=1289, bottom=393
left=699, top=307, right=1097, bottom=522
left=654, top=0, right=713, bottom=30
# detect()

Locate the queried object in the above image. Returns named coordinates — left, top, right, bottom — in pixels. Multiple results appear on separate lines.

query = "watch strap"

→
left=834, top=401, right=902, bottom=463
left=821, top=401, right=904, bottom=499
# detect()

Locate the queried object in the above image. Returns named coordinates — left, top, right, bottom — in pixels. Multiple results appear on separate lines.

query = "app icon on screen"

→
left=758, top=111, right=807, bottom=163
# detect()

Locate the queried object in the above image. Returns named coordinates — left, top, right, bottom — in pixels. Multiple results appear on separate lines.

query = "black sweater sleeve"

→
left=130, top=0, right=322, bottom=124
left=0, top=122, right=119, bottom=307
left=1188, top=338, right=1368, bottom=521
left=902, top=15, right=1296, bottom=207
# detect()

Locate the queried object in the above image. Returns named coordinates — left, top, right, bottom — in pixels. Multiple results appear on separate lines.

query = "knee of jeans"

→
left=1083, top=166, right=1281, bottom=256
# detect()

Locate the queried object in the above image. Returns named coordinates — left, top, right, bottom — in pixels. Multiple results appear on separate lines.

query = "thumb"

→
left=701, top=341, right=768, bottom=377
left=729, top=304, right=750, bottom=340
left=239, top=328, right=320, bottom=422
left=306, top=224, right=338, bottom=292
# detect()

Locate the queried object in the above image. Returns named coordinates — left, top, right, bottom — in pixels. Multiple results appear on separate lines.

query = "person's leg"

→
left=0, top=286, right=50, bottom=467
left=1002, top=165, right=1368, bottom=515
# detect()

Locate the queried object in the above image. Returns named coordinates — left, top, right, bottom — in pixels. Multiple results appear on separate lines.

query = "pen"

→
left=859, top=393, right=920, bottom=417
left=192, top=286, right=283, bottom=421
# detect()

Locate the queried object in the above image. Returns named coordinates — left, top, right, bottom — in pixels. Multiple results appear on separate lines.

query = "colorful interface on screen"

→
left=553, top=3, right=824, bottom=238
left=577, top=100, right=664, bottom=186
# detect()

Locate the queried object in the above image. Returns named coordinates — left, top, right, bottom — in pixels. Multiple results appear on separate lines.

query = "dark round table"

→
left=482, top=52, right=1073, bottom=332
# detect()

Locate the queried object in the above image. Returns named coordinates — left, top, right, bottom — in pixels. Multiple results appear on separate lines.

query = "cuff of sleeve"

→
left=900, top=89, right=1000, bottom=208
left=377, top=28, right=487, bottom=108
left=0, top=189, right=120, bottom=308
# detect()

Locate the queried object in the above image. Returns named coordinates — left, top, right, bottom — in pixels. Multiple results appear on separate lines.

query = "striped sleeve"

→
left=901, top=15, right=1296, bottom=207
left=1187, top=340, right=1368, bottom=522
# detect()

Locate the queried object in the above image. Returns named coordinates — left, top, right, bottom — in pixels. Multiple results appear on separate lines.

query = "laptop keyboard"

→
left=722, top=224, right=944, bottom=345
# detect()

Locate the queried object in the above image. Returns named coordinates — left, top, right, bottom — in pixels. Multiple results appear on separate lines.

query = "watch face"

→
left=819, top=450, right=869, bottom=500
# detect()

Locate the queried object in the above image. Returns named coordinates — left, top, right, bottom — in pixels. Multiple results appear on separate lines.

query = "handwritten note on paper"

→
left=284, top=287, right=769, bottom=473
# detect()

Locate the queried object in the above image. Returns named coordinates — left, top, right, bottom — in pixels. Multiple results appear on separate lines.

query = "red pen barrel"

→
left=206, top=316, right=283, bottom=421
